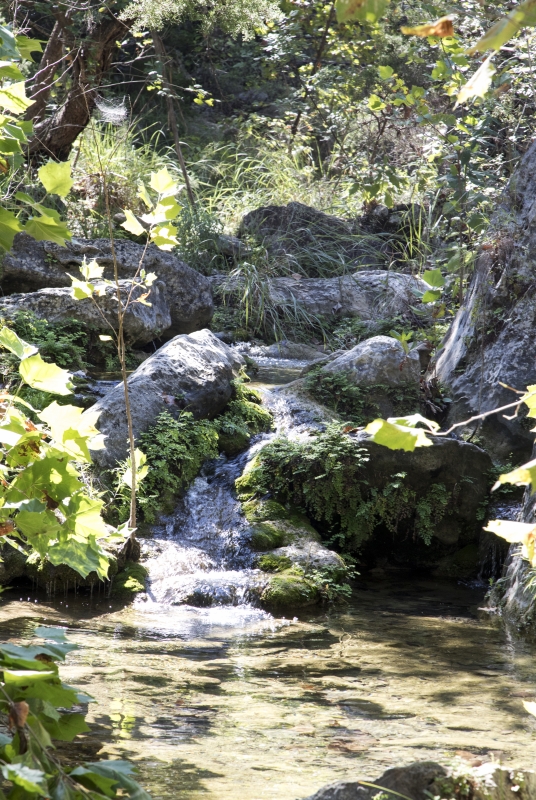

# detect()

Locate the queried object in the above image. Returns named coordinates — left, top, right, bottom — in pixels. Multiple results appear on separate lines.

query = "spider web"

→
left=94, top=95, right=128, bottom=125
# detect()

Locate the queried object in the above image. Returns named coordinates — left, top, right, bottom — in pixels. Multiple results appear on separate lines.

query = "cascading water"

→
left=135, top=357, right=322, bottom=616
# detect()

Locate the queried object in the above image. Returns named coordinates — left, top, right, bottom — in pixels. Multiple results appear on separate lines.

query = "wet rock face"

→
left=1, top=234, right=214, bottom=338
left=86, top=329, right=244, bottom=468
left=433, top=138, right=536, bottom=461
left=321, top=335, right=421, bottom=387
left=302, top=762, right=536, bottom=800
left=0, top=281, right=171, bottom=346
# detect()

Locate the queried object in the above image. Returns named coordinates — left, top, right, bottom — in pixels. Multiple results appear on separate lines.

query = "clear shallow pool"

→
left=3, top=577, right=536, bottom=800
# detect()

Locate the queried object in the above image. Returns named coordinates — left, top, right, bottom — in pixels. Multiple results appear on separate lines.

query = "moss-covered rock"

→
left=257, top=553, right=292, bottom=572
left=250, top=522, right=288, bottom=550
left=112, top=562, right=148, bottom=596
left=218, top=429, right=251, bottom=456
left=242, top=498, right=288, bottom=523
left=260, top=568, right=320, bottom=610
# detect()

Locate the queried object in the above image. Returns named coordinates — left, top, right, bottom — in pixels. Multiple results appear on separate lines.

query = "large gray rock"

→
left=433, top=139, right=536, bottom=461
left=1, top=235, right=213, bottom=338
left=213, top=270, right=429, bottom=325
left=353, top=430, right=492, bottom=562
left=87, top=329, right=244, bottom=468
left=0, top=281, right=171, bottom=346
left=321, top=335, right=421, bottom=387
left=302, top=762, right=536, bottom=800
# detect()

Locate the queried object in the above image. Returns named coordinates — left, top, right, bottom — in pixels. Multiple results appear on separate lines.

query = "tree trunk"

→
left=27, top=12, right=130, bottom=160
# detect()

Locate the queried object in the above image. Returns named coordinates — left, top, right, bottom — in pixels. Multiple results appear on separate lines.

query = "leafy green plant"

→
left=0, top=624, right=150, bottom=799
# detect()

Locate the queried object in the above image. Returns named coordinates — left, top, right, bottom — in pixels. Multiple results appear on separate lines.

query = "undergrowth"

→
left=303, top=367, right=421, bottom=424
left=235, top=425, right=451, bottom=553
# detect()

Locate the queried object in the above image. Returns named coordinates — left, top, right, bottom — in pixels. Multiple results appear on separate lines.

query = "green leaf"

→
left=367, top=93, right=385, bottom=111
left=24, top=213, right=71, bottom=246
left=38, top=160, right=73, bottom=197
left=44, top=712, right=90, bottom=742
left=80, top=258, right=104, bottom=281
left=15, top=34, right=43, bottom=61
left=378, top=65, right=394, bottom=79
left=70, top=766, right=119, bottom=796
left=335, top=0, right=389, bottom=23
left=0, top=207, right=23, bottom=252
left=422, top=268, right=445, bottom=288
left=0, top=80, right=33, bottom=113
left=150, top=223, right=178, bottom=250
left=149, top=167, right=178, bottom=196
left=0, top=326, right=37, bottom=359
left=39, top=402, right=101, bottom=462
left=121, top=209, right=145, bottom=237
left=46, top=537, right=110, bottom=580
left=469, top=0, right=536, bottom=53
left=2, top=764, right=47, bottom=796
left=0, top=26, right=20, bottom=60
left=0, top=135, right=22, bottom=154
left=16, top=509, right=61, bottom=551
left=0, top=62, right=24, bottom=81
left=422, top=289, right=442, bottom=303
left=19, top=353, right=73, bottom=395
left=456, top=54, right=495, bottom=107
left=85, top=762, right=152, bottom=800
left=3, top=668, right=56, bottom=685
left=365, top=418, right=434, bottom=451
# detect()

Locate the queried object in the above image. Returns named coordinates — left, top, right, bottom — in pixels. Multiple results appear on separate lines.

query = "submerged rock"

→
left=87, top=329, right=244, bottom=468
left=433, top=139, right=536, bottom=461
left=1, top=234, right=213, bottom=338
left=302, top=761, right=536, bottom=800
left=0, top=281, right=171, bottom=346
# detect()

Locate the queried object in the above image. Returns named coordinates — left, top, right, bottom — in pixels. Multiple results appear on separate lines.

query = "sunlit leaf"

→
left=0, top=80, right=33, bottom=113
left=456, top=55, right=496, bottom=106
left=523, top=700, right=536, bottom=716
left=15, top=35, right=43, bottom=61
left=422, top=268, right=445, bottom=288
left=0, top=207, right=23, bottom=252
left=121, top=208, right=145, bottom=236
left=39, top=402, right=101, bottom=462
left=493, top=458, right=536, bottom=493
left=1, top=764, right=47, bottom=796
left=422, top=289, right=442, bottom=303
left=151, top=223, right=178, bottom=250
left=0, top=62, right=24, bottom=81
left=38, top=160, right=73, bottom=197
left=19, top=354, right=73, bottom=395
left=468, top=0, right=536, bottom=53
left=137, top=181, right=152, bottom=207
left=335, top=0, right=388, bottom=23
left=69, top=276, right=94, bottom=300
left=401, top=16, right=453, bottom=37
left=149, top=166, right=178, bottom=196
left=365, top=418, right=433, bottom=451
left=0, top=326, right=37, bottom=359
left=80, top=258, right=104, bottom=281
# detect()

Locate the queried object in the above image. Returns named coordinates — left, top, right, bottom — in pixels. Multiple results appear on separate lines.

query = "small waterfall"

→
left=135, top=372, right=324, bottom=614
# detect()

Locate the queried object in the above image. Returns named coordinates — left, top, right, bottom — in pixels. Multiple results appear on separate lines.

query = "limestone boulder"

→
left=321, top=335, right=421, bottom=386
left=0, top=281, right=171, bottom=346
left=86, top=329, right=244, bottom=468
left=1, top=234, right=213, bottom=338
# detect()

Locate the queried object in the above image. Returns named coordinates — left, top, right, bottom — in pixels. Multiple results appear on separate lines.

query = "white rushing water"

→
left=135, top=362, right=325, bottom=616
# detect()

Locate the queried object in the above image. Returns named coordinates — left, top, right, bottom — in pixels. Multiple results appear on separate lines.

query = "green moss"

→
left=261, top=568, right=319, bottom=610
left=257, top=553, right=292, bottom=572
left=112, top=562, right=148, bottom=596
left=242, top=498, right=288, bottom=522
left=303, top=367, right=420, bottom=424
left=250, top=522, right=287, bottom=550
left=217, top=429, right=251, bottom=456
left=215, top=375, right=273, bottom=455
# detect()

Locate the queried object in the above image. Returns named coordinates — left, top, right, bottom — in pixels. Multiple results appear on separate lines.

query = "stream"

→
left=3, top=359, right=536, bottom=799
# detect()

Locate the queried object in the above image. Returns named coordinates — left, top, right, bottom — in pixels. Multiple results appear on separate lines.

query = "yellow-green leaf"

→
left=69, top=276, right=94, bottom=300
left=19, top=354, right=73, bottom=395
left=468, top=0, right=536, bottom=53
left=493, top=458, right=536, bottom=493
left=422, top=289, right=442, bottom=303
left=80, top=258, right=104, bottom=281
left=39, top=402, right=101, bottom=462
left=422, top=268, right=445, bottom=288
left=149, top=167, right=178, bottom=196
left=151, top=223, right=178, bottom=251
left=15, top=35, right=43, bottom=61
left=0, top=80, right=33, bottom=114
left=24, top=214, right=71, bottom=246
left=456, top=55, right=496, bottom=106
left=0, top=326, right=37, bottom=359
left=121, top=209, right=145, bottom=237
left=38, top=160, right=73, bottom=197
left=365, top=418, right=433, bottom=451
left=0, top=207, right=23, bottom=252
